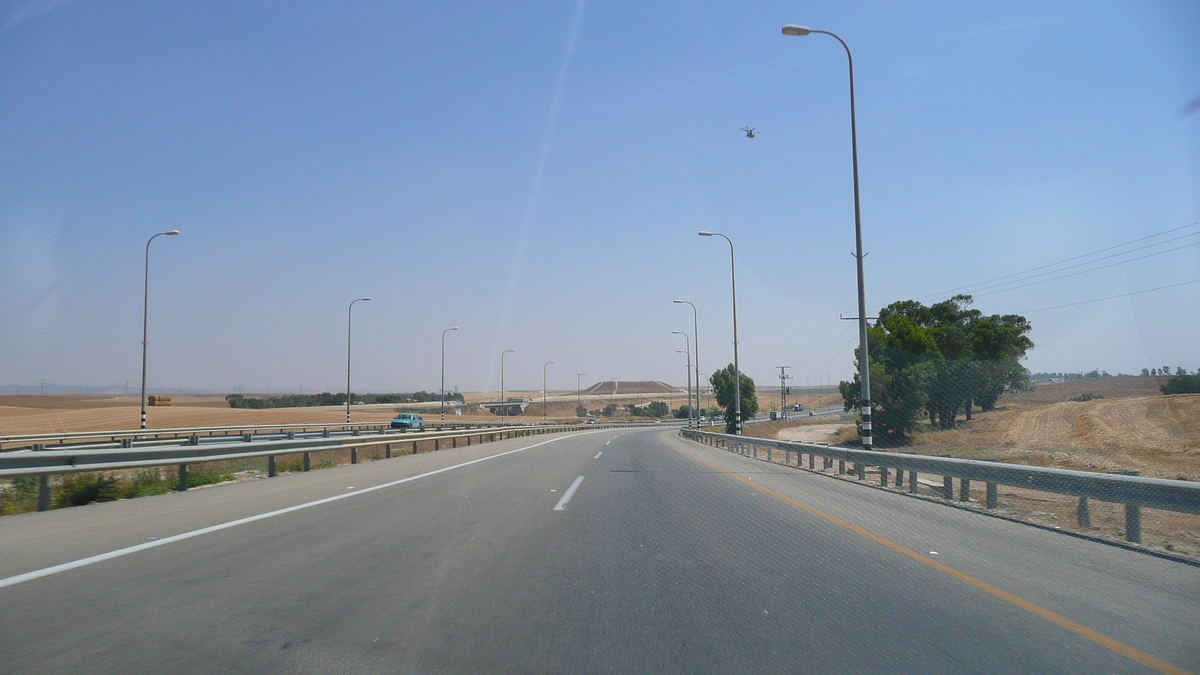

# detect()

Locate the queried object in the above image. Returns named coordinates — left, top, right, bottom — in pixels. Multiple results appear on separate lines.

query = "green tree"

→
left=709, top=364, right=758, bottom=433
left=1161, top=374, right=1200, bottom=395
left=576, top=404, right=588, bottom=417
left=647, top=401, right=669, bottom=418
left=841, top=313, right=938, bottom=446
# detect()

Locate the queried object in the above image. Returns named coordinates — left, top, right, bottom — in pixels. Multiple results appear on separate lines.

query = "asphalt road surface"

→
left=2, top=428, right=1197, bottom=674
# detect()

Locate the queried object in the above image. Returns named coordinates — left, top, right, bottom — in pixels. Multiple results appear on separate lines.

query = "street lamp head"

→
left=361, top=297, right=372, bottom=302
left=697, top=231, right=713, bottom=237
left=782, top=24, right=812, bottom=36
left=450, top=327, right=459, bottom=331
left=165, top=230, right=180, bottom=236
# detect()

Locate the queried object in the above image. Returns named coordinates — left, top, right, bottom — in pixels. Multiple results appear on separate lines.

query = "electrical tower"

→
left=776, top=366, right=792, bottom=421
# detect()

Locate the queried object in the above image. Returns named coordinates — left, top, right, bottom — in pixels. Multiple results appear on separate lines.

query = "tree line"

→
left=226, top=391, right=464, bottom=409
left=840, top=295, right=1033, bottom=447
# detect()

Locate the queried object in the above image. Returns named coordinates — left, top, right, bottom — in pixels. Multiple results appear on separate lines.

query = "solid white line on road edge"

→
left=553, top=476, right=585, bottom=511
left=594, top=451, right=603, bottom=459
left=0, top=433, right=588, bottom=591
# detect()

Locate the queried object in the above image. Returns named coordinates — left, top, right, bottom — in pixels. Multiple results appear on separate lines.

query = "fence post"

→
left=268, top=455, right=276, bottom=477
left=303, top=452, right=311, bottom=472
left=1125, top=503, right=1142, bottom=543
left=177, top=464, right=189, bottom=491
left=37, top=475, right=51, bottom=511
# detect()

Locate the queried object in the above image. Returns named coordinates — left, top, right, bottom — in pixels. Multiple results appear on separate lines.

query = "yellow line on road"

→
left=681, top=451, right=1192, bottom=675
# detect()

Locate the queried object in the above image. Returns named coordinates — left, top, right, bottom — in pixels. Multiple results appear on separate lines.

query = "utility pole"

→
left=40, top=379, right=45, bottom=395
left=124, top=378, right=130, bottom=395
left=777, top=366, right=792, bottom=421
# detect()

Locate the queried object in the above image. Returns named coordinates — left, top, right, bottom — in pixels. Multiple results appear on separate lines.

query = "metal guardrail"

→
left=681, top=428, right=1200, bottom=544
left=0, top=418, right=664, bottom=452
left=2, top=420, right=678, bottom=513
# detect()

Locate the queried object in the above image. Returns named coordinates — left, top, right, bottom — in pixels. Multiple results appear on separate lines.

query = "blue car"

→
left=390, top=413, right=425, bottom=431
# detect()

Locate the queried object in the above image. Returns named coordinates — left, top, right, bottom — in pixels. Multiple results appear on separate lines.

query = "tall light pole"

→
left=674, top=299, right=700, bottom=428
left=440, top=327, right=459, bottom=421
left=346, top=297, right=372, bottom=424
left=500, top=349, right=515, bottom=423
left=782, top=23, right=873, bottom=451
left=698, top=231, right=741, bottom=434
left=542, top=361, right=555, bottom=421
left=139, top=230, right=180, bottom=430
left=576, top=372, right=586, bottom=413
left=671, top=331, right=692, bottom=425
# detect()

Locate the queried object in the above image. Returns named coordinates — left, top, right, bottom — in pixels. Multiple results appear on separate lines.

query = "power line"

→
left=914, top=220, right=1200, bottom=302
left=971, top=240, right=1200, bottom=299
left=1018, top=279, right=1200, bottom=314
left=787, top=318, right=839, bottom=366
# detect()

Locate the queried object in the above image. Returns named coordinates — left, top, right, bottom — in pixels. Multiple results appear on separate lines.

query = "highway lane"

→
left=1, top=427, right=1197, bottom=674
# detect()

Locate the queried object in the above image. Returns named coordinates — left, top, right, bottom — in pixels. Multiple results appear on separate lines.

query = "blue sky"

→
left=1, top=0, right=1197, bottom=394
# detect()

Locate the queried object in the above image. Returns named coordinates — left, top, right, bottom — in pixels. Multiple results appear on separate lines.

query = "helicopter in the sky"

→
left=741, top=127, right=756, bottom=138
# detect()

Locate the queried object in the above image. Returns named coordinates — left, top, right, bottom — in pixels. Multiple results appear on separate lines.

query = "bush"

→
left=1162, top=374, right=1200, bottom=395
left=1069, top=393, right=1104, bottom=402
left=54, top=473, right=121, bottom=507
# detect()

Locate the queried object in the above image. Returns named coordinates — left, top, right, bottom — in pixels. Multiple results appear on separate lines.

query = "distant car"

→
left=793, top=403, right=804, bottom=411
left=390, top=413, right=425, bottom=431
left=653, top=419, right=661, bottom=424
left=586, top=418, right=597, bottom=424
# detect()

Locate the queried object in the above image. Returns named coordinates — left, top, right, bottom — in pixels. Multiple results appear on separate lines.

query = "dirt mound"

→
left=581, top=381, right=682, bottom=395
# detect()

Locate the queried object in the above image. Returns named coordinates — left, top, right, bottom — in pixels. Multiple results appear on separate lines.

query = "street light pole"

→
left=672, top=331, right=692, bottom=425
left=346, top=297, right=372, bottom=424
left=139, top=230, right=180, bottom=430
left=698, top=231, right=741, bottom=434
left=441, top=327, right=459, bottom=421
left=783, top=23, right=873, bottom=451
left=576, top=372, right=586, bottom=413
left=500, top=349, right=514, bottom=423
left=543, top=361, right=555, bottom=421
left=673, top=300, right=699, bottom=428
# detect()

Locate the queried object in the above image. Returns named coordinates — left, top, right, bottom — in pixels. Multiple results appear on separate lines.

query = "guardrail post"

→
left=856, top=463, right=865, bottom=480
left=1076, top=496, right=1091, bottom=528
left=37, top=475, right=51, bottom=511
left=908, top=470, right=918, bottom=493
left=809, top=454, right=815, bottom=470
left=121, top=438, right=132, bottom=448
left=177, top=465, right=189, bottom=491
left=452, top=437, right=457, bottom=448
left=189, top=434, right=200, bottom=446
left=894, top=468, right=903, bottom=487
left=322, top=428, right=330, bottom=438
left=383, top=443, right=391, bottom=459
left=942, top=476, right=953, bottom=500
left=1124, top=504, right=1142, bottom=543
left=350, top=448, right=358, bottom=464
left=784, top=449, right=791, bottom=465
left=839, top=460, right=846, bottom=474
left=986, top=483, right=998, bottom=509
left=412, top=440, right=418, bottom=455
left=242, top=433, right=252, bottom=443
left=303, top=452, right=311, bottom=472
left=268, top=455, right=276, bottom=477
left=880, top=467, right=889, bottom=487
left=286, top=432, right=295, bottom=441
left=959, top=478, right=971, bottom=502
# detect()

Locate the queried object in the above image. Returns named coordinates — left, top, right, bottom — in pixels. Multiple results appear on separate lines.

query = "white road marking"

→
left=594, top=452, right=603, bottom=459
left=553, top=476, right=585, bottom=511
left=0, top=433, right=587, bottom=591
left=606, top=441, right=610, bottom=445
